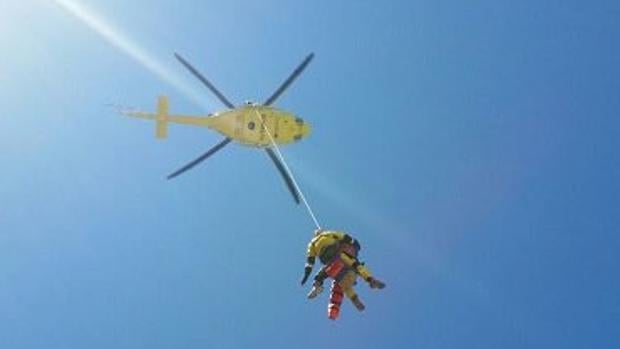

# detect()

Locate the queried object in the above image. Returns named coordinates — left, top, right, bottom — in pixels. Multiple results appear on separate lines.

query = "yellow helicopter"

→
left=122, top=52, right=314, bottom=203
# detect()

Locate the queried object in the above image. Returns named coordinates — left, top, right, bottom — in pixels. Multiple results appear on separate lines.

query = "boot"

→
left=328, top=304, right=340, bottom=320
left=307, top=283, right=324, bottom=299
left=368, top=277, right=386, bottom=289
left=350, top=295, right=365, bottom=311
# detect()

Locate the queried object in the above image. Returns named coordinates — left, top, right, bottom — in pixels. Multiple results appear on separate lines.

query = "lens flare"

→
left=53, top=0, right=212, bottom=110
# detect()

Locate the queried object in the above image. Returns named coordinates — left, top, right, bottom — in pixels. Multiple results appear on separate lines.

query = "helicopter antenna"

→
left=254, top=110, right=321, bottom=230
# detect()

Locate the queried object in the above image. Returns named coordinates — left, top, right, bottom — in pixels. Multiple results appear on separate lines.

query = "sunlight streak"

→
left=53, top=0, right=213, bottom=110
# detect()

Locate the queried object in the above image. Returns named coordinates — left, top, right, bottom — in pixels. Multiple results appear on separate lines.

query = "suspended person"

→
left=300, top=229, right=386, bottom=320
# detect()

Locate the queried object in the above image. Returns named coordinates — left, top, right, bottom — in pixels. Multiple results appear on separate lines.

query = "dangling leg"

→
left=347, top=290, right=365, bottom=311
left=308, top=259, right=346, bottom=299
left=340, top=270, right=365, bottom=311
left=327, top=280, right=344, bottom=320
left=339, top=252, right=386, bottom=289
left=307, top=268, right=327, bottom=299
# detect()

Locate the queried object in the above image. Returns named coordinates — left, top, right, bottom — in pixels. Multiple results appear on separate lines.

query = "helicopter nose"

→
left=301, top=121, right=311, bottom=137
left=293, top=117, right=311, bottom=141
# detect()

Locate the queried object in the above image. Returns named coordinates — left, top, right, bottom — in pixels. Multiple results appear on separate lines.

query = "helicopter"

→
left=122, top=52, right=315, bottom=204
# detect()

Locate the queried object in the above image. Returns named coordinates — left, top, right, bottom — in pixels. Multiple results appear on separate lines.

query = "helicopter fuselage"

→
left=208, top=105, right=311, bottom=147
left=123, top=98, right=311, bottom=147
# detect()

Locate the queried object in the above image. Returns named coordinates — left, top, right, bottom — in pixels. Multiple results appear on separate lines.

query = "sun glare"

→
left=52, top=0, right=212, bottom=110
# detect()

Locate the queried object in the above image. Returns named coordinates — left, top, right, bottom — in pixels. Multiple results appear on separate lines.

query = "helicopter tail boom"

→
left=121, top=96, right=215, bottom=139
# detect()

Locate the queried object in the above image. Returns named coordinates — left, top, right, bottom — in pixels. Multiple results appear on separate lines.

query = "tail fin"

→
left=155, top=95, right=169, bottom=139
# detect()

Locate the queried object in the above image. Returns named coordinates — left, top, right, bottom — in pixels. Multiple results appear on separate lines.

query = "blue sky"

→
left=1, top=0, right=619, bottom=348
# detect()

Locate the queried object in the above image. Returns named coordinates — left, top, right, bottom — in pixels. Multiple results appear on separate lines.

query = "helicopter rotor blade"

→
left=265, top=148, right=301, bottom=204
left=174, top=52, right=236, bottom=109
left=263, top=53, right=314, bottom=106
left=167, top=137, right=233, bottom=180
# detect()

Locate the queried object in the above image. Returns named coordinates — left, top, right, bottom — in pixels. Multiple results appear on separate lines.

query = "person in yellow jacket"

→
left=301, top=229, right=385, bottom=319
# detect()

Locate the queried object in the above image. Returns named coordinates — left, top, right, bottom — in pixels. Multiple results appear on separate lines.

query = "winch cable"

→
left=255, top=110, right=321, bottom=230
